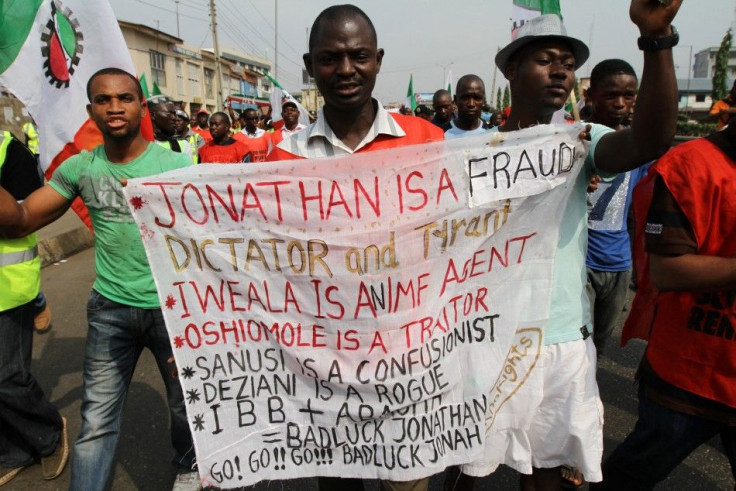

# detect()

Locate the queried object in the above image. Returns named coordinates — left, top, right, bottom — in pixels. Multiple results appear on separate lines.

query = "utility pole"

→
left=209, top=0, right=224, bottom=109
left=274, top=0, right=279, bottom=80
left=174, top=0, right=180, bottom=38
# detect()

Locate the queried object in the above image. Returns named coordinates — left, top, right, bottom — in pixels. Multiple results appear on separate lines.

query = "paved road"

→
left=8, top=248, right=734, bottom=490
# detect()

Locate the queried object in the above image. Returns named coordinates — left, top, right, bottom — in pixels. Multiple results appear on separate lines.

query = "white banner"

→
left=124, top=124, right=587, bottom=487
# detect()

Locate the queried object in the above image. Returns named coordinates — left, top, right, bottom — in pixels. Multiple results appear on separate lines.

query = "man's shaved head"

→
left=455, top=74, right=484, bottom=94
left=433, top=89, right=451, bottom=106
left=308, top=4, right=376, bottom=52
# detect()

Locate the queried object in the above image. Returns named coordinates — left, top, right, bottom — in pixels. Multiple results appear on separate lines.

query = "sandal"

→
left=561, top=465, right=586, bottom=489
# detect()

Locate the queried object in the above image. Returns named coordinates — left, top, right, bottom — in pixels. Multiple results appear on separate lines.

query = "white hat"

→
left=495, top=14, right=589, bottom=71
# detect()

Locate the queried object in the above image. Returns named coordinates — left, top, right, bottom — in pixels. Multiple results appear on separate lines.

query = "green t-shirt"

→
left=49, top=143, right=191, bottom=308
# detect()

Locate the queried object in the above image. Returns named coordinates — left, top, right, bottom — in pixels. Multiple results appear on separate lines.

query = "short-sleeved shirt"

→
left=491, top=123, right=613, bottom=345
left=444, top=120, right=488, bottom=139
left=586, top=164, right=650, bottom=272
left=199, top=138, right=252, bottom=163
left=49, top=143, right=191, bottom=308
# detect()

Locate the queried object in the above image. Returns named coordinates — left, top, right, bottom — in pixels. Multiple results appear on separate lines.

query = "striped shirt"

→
left=273, top=100, right=406, bottom=158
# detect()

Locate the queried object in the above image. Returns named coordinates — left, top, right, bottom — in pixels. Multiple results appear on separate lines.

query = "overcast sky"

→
left=112, top=0, right=735, bottom=104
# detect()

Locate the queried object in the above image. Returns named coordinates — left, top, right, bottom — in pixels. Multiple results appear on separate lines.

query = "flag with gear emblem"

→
left=0, top=0, right=149, bottom=228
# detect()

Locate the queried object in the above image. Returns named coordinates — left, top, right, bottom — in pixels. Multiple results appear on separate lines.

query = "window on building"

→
left=204, top=68, right=214, bottom=99
left=150, top=50, right=166, bottom=88
left=695, top=94, right=706, bottom=103
left=176, top=59, right=184, bottom=95
left=188, top=62, right=200, bottom=97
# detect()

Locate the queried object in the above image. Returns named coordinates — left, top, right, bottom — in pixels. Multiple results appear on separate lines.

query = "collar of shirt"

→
left=303, top=99, right=406, bottom=155
left=242, top=127, right=265, bottom=138
left=281, top=123, right=306, bottom=136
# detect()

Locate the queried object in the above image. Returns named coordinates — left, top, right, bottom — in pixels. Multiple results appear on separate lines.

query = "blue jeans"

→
left=0, top=301, right=62, bottom=468
left=596, top=388, right=736, bottom=490
left=69, top=291, right=195, bottom=490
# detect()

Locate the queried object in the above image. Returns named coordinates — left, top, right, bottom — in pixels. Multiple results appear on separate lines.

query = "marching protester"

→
left=271, top=100, right=307, bottom=146
left=596, top=86, right=736, bottom=491
left=444, top=74, right=489, bottom=139
left=458, top=1, right=681, bottom=489
left=267, top=5, right=444, bottom=490
left=190, top=108, right=212, bottom=143
left=234, top=107, right=272, bottom=161
left=584, top=59, right=646, bottom=360
left=198, top=111, right=252, bottom=163
left=175, top=109, right=205, bottom=155
left=149, top=97, right=197, bottom=164
left=415, top=104, right=433, bottom=121
left=0, top=68, right=199, bottom=491
left=0, top=130, right=68, bottom=487
left=431, top=88, right=455, bottom=130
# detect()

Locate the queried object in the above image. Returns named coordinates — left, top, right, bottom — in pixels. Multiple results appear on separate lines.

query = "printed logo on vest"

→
left=645, top=222, right=663, bottom=235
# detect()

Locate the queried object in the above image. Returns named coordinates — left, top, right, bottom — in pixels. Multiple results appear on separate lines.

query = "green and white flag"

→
left=265, top=72, right=310, bottom=126
left=512, top=0, right=562, bottom=38
left=444, top=68, right=453, bottom=97
left=405, top=74, right=417, bottom=112
left=0, top=0, right=136, bottom=176
left=139, top=73, right=151, bottom=99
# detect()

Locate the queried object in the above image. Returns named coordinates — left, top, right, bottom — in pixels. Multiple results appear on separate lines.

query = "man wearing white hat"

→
left=460, top=1, right=683, bottom=489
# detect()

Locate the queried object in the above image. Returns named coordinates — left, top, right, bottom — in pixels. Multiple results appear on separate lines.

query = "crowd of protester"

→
left=3, top=1, right=735, bottom=490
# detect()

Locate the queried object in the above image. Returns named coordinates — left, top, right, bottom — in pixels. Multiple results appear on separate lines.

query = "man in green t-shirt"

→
left=0, top=68, right=199, bottom=490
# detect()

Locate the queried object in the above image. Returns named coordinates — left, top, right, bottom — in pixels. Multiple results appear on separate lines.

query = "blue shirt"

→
left=444, top=120, right=488, bottom=139
left=586, top=164, right=650, bottom=272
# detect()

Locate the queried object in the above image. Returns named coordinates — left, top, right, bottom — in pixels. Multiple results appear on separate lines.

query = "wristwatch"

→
left=638, top=25, right=679, bottom=51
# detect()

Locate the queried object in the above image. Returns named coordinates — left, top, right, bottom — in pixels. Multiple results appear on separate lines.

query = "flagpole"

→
left=490, top=46, right=499, bottom=109
left=274, top=0, right=279, bottom=81
left=209, top=0, right=224, bottom=109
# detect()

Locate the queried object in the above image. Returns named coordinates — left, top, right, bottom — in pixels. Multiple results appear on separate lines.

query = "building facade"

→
left=693, top=46, right=736, bottom=79
left=119, top=21, right=273, bottom=116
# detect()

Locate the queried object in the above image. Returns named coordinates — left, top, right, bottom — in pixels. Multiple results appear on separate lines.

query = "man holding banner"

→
left=0, top=68, right=198, bottom=490
left=458, top=1, right=682, bottom=489
left=269, top=6, right=442, bottom=490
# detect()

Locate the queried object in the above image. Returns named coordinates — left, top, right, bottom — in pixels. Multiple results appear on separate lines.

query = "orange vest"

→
left=644, top=136, right=736, bottom=407
left=234, top=131, right=271, bottom=162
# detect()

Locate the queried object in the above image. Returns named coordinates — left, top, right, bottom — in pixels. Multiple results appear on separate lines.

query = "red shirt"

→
left=198, top=138, right=252, bottom=163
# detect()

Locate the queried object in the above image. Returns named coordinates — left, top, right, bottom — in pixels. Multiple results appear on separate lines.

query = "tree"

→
left=712, top=28, right=732, bottom=102
left=496, top=87, right=502, bottom=110
left=503, top=85, right=511, bottom=108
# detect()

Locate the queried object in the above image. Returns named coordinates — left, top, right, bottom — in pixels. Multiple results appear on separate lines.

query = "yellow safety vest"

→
left=0, top=131, right=40, bottom=312
left=156, top=139, right=197, bottom=165
left=185, top=134, right=200, bottom=164
left=22, top=122, right=39, bottom=155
